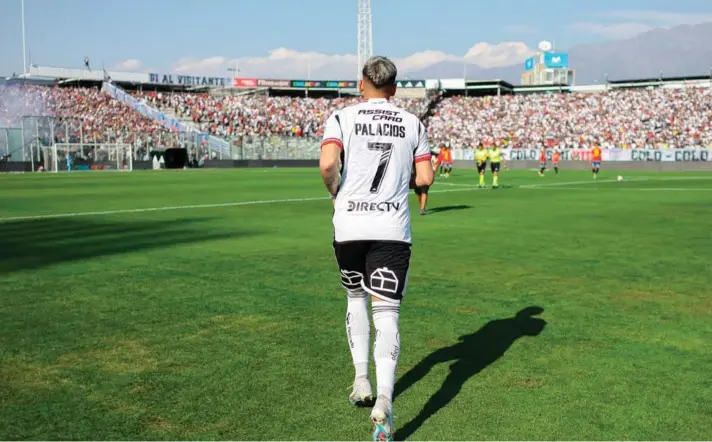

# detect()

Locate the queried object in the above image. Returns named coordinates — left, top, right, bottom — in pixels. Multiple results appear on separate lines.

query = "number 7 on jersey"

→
left=367, top=142, right=394, bottom=194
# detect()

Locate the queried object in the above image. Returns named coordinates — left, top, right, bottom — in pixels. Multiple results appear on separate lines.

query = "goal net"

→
left=43, top=143, right=133, bottom=172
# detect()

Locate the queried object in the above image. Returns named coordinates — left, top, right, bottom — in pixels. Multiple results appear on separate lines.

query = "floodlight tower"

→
left=357, top=0, right=373, bottom=80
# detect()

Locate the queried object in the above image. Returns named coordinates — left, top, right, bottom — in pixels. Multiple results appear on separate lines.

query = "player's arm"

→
left=413, top=122, right=434, bottom=187
left=319, top=112, right=344, bottom=198
left=432, top=152, right=442, bottom=171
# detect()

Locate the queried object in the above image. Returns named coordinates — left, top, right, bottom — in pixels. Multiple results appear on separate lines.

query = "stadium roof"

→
left=608, top=74, right=711, bottom=85
left=464, top=79, right=515, bottom=91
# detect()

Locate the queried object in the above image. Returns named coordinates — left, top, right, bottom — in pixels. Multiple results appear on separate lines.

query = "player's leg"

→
left=478, top=163, right=485, bottom=187
left=333, top=240, right=374, bottom=406
left=554, top=162, right=559, bottom=174
left=415, top=186, right=429, bottom=215
left=363, top=242, right=411, bottom=441
left=491, top=162, right=500, bottom=188
left=444, top=162, right=452, bottom=178
left=539, top=161, right=546, bottom=176
left=592, top=162, right=599, bottom=179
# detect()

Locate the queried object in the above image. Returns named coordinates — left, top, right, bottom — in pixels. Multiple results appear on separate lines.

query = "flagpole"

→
left=21, top=0, right=27, bottom=73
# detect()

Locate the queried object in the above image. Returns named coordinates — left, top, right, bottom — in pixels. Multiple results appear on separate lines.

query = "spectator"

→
left=2, top=84, right=711, bottom=151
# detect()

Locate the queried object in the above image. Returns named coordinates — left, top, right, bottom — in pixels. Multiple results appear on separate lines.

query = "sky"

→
left=1, top=0, right=711, bottom=79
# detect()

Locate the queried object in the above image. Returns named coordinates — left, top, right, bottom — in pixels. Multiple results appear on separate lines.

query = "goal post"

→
left=44, top=143, right=133, bottom=172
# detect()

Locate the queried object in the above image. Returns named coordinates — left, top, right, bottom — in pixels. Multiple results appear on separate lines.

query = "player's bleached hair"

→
left=362, top=56, right=398, bottom=89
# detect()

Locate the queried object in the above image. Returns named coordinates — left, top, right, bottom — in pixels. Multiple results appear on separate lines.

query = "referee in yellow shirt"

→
left=474, top=143, right=488, bottom=188
left=488, top=145, right=503, bottom=188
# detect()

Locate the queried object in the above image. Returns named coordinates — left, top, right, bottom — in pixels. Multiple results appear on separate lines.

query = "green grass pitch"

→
left=1, top=168, right=711, bottom=440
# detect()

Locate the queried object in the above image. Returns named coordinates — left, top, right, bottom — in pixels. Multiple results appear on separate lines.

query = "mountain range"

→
left=404, top=22, right=712, bottom=84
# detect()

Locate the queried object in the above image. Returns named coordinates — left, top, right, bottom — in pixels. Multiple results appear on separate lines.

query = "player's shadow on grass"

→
left=0, top=217, right=257, bottom=274
left=427, top=205, right=472, bottom=214
left=394, top=306, right=547, bottom=440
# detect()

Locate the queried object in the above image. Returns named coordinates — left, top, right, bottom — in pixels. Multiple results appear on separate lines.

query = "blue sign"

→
left=524, top=57, right=535, bottom=71
left=544, top=52, right=569, bottom=69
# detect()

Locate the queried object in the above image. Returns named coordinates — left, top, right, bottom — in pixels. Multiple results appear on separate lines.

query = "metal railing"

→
left=1, top=117, right=323, bottom=163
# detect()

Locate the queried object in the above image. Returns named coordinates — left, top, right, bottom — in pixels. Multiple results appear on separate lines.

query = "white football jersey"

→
left=321, top=98, right=431, bottom=243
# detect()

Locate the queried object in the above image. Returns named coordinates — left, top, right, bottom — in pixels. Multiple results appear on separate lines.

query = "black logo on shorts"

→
left=347, top=201, right=402, bottom=212
left=370, top=268, right=399, bottom=295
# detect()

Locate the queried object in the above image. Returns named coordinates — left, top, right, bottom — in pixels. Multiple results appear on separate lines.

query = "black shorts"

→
left=414, top=185, right=429, bottom=196
left=490, top=162, right=500, bottom=173
left=477, top=161, right=487, bottom=173
left=333, top=240, right=411, bottom=302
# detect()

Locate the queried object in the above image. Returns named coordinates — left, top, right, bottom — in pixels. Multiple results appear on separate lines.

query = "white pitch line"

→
left=1, top=175, right=710, bottom=223
left=521, top=175, right=712, bottom=189
left=0, top=186, right=488, bottom=223
left=530, top=187, right=712, bottom=191
left=433, top=182, right=482, bottom=188
left=0, top=196, right=328, bottom=223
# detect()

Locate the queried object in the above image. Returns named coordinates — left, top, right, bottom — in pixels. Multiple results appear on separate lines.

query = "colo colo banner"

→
left=453, top=148, right=711, bottom=162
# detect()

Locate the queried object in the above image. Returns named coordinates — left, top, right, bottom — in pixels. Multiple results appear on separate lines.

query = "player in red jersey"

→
left=436, top=145, right=453, bottom=178
left=552, top=151, right=561, bottom=174
left=591, top=145, right=602, bottom=179
left=538, top=148, right=548, bottom=176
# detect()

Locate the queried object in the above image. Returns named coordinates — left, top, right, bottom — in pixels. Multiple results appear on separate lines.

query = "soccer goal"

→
left=42, top=143, right=133, bottom=172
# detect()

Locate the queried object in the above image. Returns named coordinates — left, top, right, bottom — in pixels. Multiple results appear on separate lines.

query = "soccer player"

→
left=538, top=147, right=547, bottom=176
left=488, top=144, right=503, bottom=188
left=436, top=145, right=453, bottom=178
left=320, top=55, right=435, bottom=442
left=414, top=181, right=429, bottom=216
left=591, top=144, right=602, bottom=179
left=552, top=150, right=561, bottom=174
left=474, top=143, right=488, bottom=187
left=66, top=152, right=73, bottom=172
left=411, top=151, right=441, bottom=215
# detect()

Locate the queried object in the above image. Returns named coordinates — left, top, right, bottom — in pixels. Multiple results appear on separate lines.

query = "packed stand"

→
left=427, top=88, right=712, bottom=149
left=135, top=92, right=431, bottom=139
left=0, top=85, right=184, bottom=150
left=5, top=84, right=712, bottom=153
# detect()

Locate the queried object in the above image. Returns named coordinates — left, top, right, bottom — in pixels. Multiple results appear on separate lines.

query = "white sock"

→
left=372, top=299, right=400, bottom=401
left=346, top=290, right=370, bottom=379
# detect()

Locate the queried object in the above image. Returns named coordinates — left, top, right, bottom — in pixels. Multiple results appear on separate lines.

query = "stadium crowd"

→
left=0, top=85, right=178, bottom=148
left=3, top=84, right=712, bottom=150
left=133, top=92, right=431, bottom=139
left=136, top=87, right=712, bottom=149
left=427, top=88, right=712, bottom=149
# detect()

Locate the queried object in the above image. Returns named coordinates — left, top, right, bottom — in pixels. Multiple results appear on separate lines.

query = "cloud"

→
left=172, top=49, right=357, bottom=78
left=112, top=59, right=145, bottom=71
left=167, top=42, right=533, bottom=79
left=570, top=9, right=712, bottom=39
left=464, top=42, right=533, bottom=67
left=173, top=56, right=232, bottom=73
